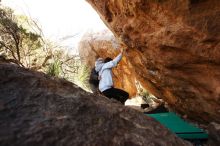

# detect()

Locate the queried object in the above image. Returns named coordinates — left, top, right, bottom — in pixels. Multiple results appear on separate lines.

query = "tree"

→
left=0, top=6, right=91, bottom=91
left=0, top=7, right=22, bottom=65
left=0, top=6, right=49, bottom=68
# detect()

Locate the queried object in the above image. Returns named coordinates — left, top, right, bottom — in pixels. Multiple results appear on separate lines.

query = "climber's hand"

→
left=120, top=48, right=124, bottom=54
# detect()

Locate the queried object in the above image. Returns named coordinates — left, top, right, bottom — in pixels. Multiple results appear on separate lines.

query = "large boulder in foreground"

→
left=0, top=62, right=190, bottom=146
left=86, top=0, right=220, bottom=123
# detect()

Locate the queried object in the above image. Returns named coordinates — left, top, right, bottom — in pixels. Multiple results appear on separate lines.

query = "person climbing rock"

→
left=95, top=48, right=129, bottom=104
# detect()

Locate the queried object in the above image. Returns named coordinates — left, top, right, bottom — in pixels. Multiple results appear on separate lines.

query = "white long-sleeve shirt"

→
left=95, top=53, right=122, bottom=92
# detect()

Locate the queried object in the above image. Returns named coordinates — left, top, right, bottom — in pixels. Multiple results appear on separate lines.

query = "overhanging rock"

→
left=87, top=0, right=220, bottom=123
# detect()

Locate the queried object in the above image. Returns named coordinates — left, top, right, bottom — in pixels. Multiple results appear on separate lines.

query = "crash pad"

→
left=145, top=112, right=208, bottom=140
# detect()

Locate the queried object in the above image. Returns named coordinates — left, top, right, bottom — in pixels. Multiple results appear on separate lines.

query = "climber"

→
left=95, top=48, right=129, bottom=104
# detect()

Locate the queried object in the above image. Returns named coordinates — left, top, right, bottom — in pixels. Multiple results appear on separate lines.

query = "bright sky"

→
left=1, top=0, right=108, bottom=51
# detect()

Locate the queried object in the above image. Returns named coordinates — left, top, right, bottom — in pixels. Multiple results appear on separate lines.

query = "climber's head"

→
left=104, top=57, right=112, bottom=63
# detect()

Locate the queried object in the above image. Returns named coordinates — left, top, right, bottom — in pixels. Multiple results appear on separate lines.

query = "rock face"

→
left=87, top=0, right=220, bottom=123
left=79, top=30, right=137, bottom=97
left=208, top=122, right=220, bottom=145
left=0, top=62, right=191, bottom=146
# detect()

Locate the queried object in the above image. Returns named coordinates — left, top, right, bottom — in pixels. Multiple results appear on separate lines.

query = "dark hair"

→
left=104, top=57, right=112, bottom=63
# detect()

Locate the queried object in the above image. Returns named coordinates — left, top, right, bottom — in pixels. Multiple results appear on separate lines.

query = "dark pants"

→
left=102, top=87, right=129, bottom=104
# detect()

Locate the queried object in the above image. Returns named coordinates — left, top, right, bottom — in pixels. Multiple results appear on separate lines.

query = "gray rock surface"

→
left=207, top=122, right=220, bottom=146
left=0, top=62, right=191, bottom=146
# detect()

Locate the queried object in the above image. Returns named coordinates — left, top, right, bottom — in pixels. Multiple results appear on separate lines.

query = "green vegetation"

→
left=0, top=6, right=90, bottom=91
left=47, top=59, right=61, bottom=77
left=0, top=7, right=44, bottom=67
left=75, top=65, right=90, bottom=90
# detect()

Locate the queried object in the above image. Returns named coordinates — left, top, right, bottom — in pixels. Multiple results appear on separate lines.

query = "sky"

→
left=1, top=0, right=108, bottom=52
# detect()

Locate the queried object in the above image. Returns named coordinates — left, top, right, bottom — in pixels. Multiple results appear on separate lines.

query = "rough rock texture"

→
left=79, top=30, right=137, bottom=97
left=87, top=0, right=220, bottom=123
left=0, top=62, right=191, bottom=146
left=207, top=122, right=220, bottom=146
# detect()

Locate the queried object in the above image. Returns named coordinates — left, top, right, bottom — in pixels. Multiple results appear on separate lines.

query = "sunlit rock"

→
left=87, top=0, right=220, bottom=123
left=78, top=30, right=137, bottom=97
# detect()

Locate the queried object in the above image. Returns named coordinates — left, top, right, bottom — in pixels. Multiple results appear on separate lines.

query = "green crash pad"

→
left=145, top=112, right=208, bottom=140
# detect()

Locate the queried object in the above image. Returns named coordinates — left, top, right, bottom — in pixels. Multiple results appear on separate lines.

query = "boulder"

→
left=0, top=62, right=191, bottom=146
left=207, top=122, right=220, bottom=146
left=86, top=0, right=220, bottom=123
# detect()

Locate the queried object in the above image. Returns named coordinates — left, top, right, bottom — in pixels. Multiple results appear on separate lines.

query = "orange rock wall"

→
left=87, top=0, right=220, bottom=123
left=79, top=32, right=137, bottom=97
